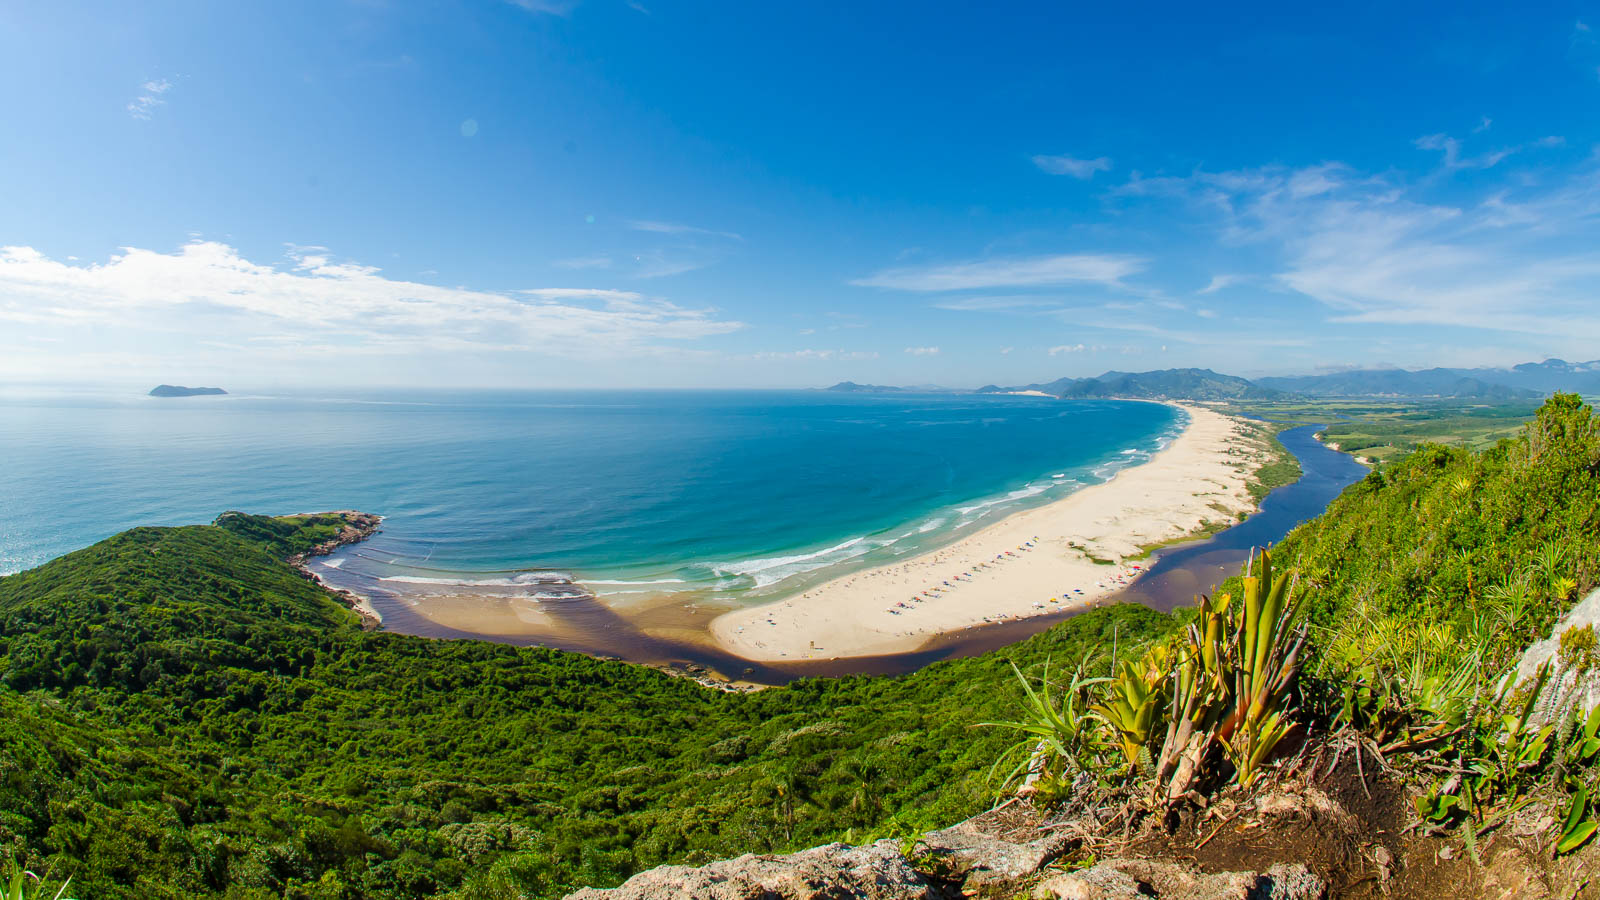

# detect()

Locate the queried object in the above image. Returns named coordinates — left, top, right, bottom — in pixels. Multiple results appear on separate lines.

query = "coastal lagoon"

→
left=0, top=388, right=1179, bottom=602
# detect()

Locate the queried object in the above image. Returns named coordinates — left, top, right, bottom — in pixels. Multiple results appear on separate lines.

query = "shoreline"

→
left=285, top=510, right=386, bottom=628
left=708, top=404, right=1273, bottom=661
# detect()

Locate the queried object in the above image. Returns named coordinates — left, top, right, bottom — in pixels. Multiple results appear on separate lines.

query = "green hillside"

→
left=0, top=518, right=1171, bottom=899
left=6, top=395, right=1600, bottom=898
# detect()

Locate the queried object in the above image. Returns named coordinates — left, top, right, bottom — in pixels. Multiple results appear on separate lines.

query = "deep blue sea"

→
left=0, top=388, right=1181, bottom=606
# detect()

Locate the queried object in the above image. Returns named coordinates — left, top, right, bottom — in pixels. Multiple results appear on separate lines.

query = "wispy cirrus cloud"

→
left=904, top=346, right=940, bottom=356
left=852, top=253, right=1144, bottom=291
left=627, top=220, right=744, bottom=241
left=1032, top=154, right=1112, bottom=179
left=127, top=79, right=172, bottom=120
left=506, top=0, right=577, bottom=14
left=752, top=348, right=879, bottom=361
left=931, top=294, right=1062, bottom=311
left=0, top=242, right=742, bottom=376
left=1118, top=148, right=1600, bottom=340
left=1198, top=274, right=1241, bottom=294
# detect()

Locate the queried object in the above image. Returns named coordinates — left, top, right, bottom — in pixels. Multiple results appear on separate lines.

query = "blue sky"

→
left=2, top=2, right=1599, bottom=389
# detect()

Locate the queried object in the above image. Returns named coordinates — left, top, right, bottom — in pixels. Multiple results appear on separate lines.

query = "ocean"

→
left=0, top=388, right=1181, bottom=610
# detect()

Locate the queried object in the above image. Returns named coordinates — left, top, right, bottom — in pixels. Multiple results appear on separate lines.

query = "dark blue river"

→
left=1113, top=424, right=1370, bottom=612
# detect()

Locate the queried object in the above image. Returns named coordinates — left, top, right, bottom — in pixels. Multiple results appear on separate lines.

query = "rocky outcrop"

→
left=563, top=804, right=1326, bottom=900
left=1032, top=859, right=1322, bottom=900
left=283, top=511, right=385, bottom=630
left=1515, top=586, right=1600, bottom=724
left=564, top=841, right=954, bottom=900
left=285, top=510, right=385, bottom=566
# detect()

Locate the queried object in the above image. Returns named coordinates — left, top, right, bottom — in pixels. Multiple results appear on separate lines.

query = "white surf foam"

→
left=582, top=578, right=688, bottom=586
left=380, top=572, right=576, bottom=587
left=711, top=536, right=877, bottom=588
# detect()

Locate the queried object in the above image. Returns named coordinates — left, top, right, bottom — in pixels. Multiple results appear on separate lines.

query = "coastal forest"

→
left=5, top=394, right=1600, bottom=898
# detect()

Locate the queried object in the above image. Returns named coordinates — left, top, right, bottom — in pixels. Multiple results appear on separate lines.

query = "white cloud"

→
left=627, top=220, right=743, bottom=241
left=1032, top=155, right=1112, bottom=179
left=752, top=349, right=878, bottom=361
left=1126, top=155, right=1600, bottom=339
left=1048, top=344, right=1087, bottom=355
left=999, top=346, right=1014, bottom=355
left=853, top=253, right=1144, bottom=291
left=0, top=242, right=742, bottom=372
left=932, top=294, right=1061, bottom=311
left=507, top=0, right=576, bottom=13
left=1198, top=274, right=1239, bottom=294
left=904, top=346, right=940, bottom=356
left=127, top=79, right=172, bottom=120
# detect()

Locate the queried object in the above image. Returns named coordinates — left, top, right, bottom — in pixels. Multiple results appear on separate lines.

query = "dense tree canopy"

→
left=0, top=521, right=1172, bottom=899
left=6, top=394, right=1598, bottom=898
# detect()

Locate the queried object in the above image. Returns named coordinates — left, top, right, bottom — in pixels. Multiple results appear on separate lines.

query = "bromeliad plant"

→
left=1150, top=548, right=1309, bottom=800
left=982, top=654, right=1112, bottom=795
left=995, top=549, right=1311, bottom=808
left=1094, top=645, right=1170, bottom=776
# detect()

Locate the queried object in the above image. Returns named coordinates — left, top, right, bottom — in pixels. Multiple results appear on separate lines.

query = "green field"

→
left=1222, top=397, right=1543, bottom=464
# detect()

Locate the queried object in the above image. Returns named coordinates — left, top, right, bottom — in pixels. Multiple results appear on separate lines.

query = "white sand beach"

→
left=709, top=404, right=1272, bottom=661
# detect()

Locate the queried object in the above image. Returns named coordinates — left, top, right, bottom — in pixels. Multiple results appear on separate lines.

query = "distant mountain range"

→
left=824, top=359, right=1600, bottom=402
left=1256, top=370, right=1536, bottom=400
left=975, top=368, right=1282, bottom=401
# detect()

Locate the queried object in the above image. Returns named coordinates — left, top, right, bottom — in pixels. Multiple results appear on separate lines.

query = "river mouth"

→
left=312, top=422, right=1366, bottom=686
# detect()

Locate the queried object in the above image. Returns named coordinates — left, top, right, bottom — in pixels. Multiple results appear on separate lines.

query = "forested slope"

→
left=0, top=519, right=1172, bottom=899
left=8, top=395, right=1599, bottom=899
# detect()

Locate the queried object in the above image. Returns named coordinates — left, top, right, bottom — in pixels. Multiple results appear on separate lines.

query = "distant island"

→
left=149, top=385, right=227, bottom=397
left=824, top=381, right=906, bottom=393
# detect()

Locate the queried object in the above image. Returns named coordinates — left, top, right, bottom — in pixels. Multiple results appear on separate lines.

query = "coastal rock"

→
left=564, top=841, right=954, bottom=900
left=1514, top=586, right=1600, bottom=724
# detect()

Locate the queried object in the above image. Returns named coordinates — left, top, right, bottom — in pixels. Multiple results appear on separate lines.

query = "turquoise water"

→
left=0, top=388, right=1180, bottom=605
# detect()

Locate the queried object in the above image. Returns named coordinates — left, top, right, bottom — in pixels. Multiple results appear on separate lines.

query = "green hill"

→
left=0, top=516, right=1170, bottom=899
left=981, top=368, right=1283, bottom=401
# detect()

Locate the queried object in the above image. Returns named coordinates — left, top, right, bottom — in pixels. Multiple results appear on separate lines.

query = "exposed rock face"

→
left=563, top=809, right=1326, bottom=900
left=564, top=841, right=955, bottom=900
left=1515, top=586, right=1600, bottom=724
left=1033, top=859, right=1323, bottom=899
left=918, top=813, right=1076, bottom=891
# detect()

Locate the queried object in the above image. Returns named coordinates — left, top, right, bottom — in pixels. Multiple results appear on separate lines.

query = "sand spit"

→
left=709, top=404, right=1271, bottom=661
